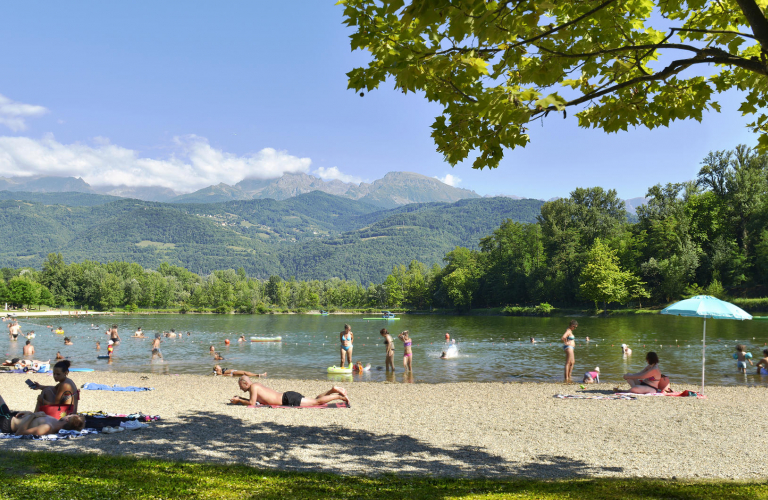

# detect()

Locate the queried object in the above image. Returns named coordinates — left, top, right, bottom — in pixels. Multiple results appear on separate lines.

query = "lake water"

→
left=5, top=313, right=768, bottom=386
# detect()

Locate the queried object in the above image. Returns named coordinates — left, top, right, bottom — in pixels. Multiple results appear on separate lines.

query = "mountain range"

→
left=0, top=191, right=543, bottom=282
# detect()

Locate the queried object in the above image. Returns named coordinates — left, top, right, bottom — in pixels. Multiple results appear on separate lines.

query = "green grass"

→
left=0, top=452, right=766, bottom=500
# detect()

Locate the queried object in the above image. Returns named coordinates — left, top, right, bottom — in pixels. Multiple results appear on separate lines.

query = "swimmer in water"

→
left=530, top=337, right=537, bottom=343
left=96, top=341, right=100, bottom=351
left=209, top=345, right=216, bottom=354
left=56, top=352, right=64, bottom=360
left=214, top=352, right=225, bottom=361
left=63, top=337, right=73, bottom=346
left=756, top=349, right=768, bottom=376
left=238, top=335, right=246, bottom=342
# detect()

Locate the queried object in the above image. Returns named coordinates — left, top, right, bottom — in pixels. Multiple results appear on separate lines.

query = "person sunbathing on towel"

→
left=0, top=394, right=85, bottom=435
left=230, top=376, right=349, bottom=407
left=213, top=365, right=266, bottom=378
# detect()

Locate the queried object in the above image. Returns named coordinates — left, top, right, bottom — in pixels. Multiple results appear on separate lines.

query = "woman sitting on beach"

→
left=213, top=365, right=266, bottom=378
left=31, top=360, right=79, bottom=415
left=1, top=393, right=85, bottom=436
left=621, top=352, right=670, bottom=394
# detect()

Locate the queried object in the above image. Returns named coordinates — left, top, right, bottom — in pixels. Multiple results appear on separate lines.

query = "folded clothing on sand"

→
left=82, top=383, right=153, bottom=392
left=247, top=402, right=350, bottom=409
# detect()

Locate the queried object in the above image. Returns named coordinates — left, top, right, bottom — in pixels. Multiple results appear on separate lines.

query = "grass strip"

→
left=1, top=451, right=767, bottom=499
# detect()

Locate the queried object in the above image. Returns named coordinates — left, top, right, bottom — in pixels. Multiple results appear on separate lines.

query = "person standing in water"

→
left=9, top=321, right=21, bottom=341
left=151, top=334, right=163, bottom=361
left=108, top=324, right=121, bottom=346
left=340, top=324, right=353, bottom=368
left=561, top=320, right=577, bottom=382
left=399, top=330, right=413, bottom=372
left=380, top=328, right=395, bottom=371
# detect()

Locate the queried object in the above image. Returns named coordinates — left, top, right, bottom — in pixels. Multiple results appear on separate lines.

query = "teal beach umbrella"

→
left=661, top=295, right=752, bottom=393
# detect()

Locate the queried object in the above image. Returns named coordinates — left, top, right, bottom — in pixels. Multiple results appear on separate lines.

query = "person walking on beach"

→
left=399, top=330, right=413, bottom=372
left=380, top=328, right=395, bottom=371
left=151, top=334, right=163, bottom=361
left=230, top=376, right=348, bottom=407
left=23, top=340, right=34, bottom=358
left=561, top=320, right=577, bottom=382
left=340, top=324, right=354, bottom=368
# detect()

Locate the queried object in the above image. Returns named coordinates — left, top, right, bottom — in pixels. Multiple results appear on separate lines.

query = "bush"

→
left=502, top=303, right=554, bottom=316
left=731, top=297, right=768, bottom=312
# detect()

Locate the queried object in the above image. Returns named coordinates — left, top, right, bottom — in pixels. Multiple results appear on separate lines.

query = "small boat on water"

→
left=363, top=311, right=400, bottom=320
left=320, top=310, right=329, bottom=316
left=250, top=336, right=282, bottom=342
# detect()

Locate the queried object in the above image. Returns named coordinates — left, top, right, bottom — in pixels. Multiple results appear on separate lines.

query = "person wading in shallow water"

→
left=561, top=320, right=577, bottom=382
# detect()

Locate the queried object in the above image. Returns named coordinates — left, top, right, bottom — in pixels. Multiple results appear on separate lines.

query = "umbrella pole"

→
left=701, top=317, right=706, bottom=394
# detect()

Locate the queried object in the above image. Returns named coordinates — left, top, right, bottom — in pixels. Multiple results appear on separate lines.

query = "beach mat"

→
left=555, top=394, right=637, bottom=400
left=82, top=383, right=153, bottom=392
left=247, top=402, right=350, bottom=409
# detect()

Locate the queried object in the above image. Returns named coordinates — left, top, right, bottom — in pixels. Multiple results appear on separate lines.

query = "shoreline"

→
left=1, top=371, right=766, bottom=479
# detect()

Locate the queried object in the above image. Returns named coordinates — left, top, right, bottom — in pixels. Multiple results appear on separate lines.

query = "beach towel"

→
left=614, top=391, right=707, bottom=399
left=82, top=383, right=153, bottom=392
left=0, top=429, right=98, bottom=441
left=554, top=394, right=637, bottom=400
left=247, top=402, right=350, bottom=409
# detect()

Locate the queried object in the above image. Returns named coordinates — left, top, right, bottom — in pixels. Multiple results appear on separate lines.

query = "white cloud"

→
left=0, top=94, right=48, bottom=132
left=0, top=134, right=312, bottom=193
left=314, top=166, right=362, bottom=184
left=435, top=173, right=461, bottom=187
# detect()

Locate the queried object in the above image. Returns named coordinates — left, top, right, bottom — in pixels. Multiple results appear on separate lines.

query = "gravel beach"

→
left=1, top=371, right=765, bottom=480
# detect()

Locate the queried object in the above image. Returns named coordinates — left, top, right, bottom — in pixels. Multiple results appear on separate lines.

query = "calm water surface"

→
left=4, top=314, right=768, bottom=386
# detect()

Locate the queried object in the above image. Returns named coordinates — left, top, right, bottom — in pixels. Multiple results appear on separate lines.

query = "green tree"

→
left=579, top=239, right=641, bottom=311
left=340, top=0, right=768, bottom=169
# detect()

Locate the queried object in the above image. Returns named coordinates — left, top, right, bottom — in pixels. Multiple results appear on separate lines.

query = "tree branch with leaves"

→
left=340, top=0, right=768, bottom=169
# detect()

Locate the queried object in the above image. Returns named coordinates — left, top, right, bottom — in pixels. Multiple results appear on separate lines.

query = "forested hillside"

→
left=0, top=192, right=543, bottom=282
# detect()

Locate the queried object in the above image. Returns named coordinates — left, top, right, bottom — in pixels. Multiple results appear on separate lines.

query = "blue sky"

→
left=0, top=1, right=757, bottom=199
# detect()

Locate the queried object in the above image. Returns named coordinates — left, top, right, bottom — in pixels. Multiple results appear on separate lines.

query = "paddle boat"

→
left=320, top=310, right=329, bottom=316
left=250, top=336, right=282, bottom=342
left=363, top=311, right=400, bottom=320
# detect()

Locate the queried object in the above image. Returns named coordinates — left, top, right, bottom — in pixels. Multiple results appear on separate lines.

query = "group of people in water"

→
left=339, top=324, right=416, bottom=372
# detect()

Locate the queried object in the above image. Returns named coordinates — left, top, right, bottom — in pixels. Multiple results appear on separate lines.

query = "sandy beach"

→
left=1, top=371, right=766, bottom=480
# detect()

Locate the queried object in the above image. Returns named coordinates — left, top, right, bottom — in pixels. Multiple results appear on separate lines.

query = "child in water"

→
left=398, top=331, right=413, bottom=372
left=733, top=344, right=753, bottom=373
left=582, top=367, right=600, bottom=384
left=96, top=341, right=100, bottom=351
left=756, top=349, right=768, bottom=375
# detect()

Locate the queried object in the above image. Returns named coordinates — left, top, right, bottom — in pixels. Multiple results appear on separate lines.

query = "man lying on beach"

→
left=1, top=394, right=85, bottom=436
left=230, top=376, right=349, bottom=407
